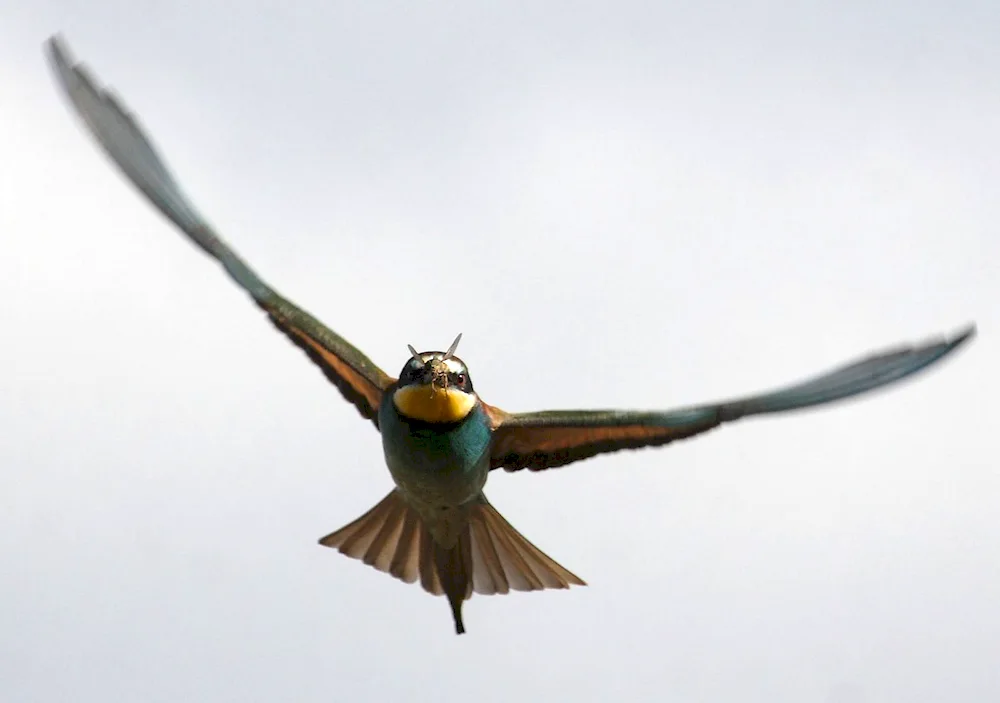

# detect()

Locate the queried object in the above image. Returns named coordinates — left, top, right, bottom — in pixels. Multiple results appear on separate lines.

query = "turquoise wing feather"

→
left=47, top=35, right=393, bottom=426
left=489, top=326, right=974, bottom=471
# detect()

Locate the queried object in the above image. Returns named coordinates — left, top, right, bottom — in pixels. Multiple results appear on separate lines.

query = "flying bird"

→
left=46, top=35, right=975, bottom=634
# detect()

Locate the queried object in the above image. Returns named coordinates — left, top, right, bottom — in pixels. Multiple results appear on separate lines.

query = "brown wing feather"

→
left=490, top=412, right=721, bottom=471
left=262, top=303, right=392, bottom=425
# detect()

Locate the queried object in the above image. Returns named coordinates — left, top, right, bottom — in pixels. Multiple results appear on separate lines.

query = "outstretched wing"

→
left=46, top=35, right=394, bottom=427
left=488, top=326, right=975, bottom=471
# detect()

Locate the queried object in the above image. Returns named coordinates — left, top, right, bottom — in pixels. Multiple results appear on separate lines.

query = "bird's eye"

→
left=456, top=373, right=466, bottom=385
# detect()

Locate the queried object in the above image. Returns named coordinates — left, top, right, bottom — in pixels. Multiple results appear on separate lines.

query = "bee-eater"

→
left=46, top=36, right=975, bottom=634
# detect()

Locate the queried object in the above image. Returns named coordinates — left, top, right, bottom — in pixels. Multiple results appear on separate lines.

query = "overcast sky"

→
left=1, top=2, right=996, bottom=701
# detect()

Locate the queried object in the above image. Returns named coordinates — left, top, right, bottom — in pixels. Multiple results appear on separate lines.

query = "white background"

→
left=1, top=2, right=995, bottom=701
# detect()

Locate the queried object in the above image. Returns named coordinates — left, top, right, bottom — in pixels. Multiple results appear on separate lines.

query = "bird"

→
left=46, top=35, right=975, bottom=635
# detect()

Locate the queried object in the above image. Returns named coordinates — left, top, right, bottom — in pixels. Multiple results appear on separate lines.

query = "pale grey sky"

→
left=1, top=2, right=996, bottom=701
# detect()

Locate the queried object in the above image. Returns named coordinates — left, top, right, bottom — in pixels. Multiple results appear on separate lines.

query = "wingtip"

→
left=44, top=34, right=78, bottom=93
left=957, top=322, right=976, bottom=339
left=948, top=323, right=977, bottom=350
left=44, top=33, right=69, bottom=64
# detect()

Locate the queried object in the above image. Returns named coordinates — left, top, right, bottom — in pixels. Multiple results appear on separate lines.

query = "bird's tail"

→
left=318, top=490, right=585, bottom=634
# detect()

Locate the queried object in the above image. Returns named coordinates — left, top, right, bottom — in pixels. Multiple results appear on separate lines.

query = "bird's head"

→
left=392, top=333, right=477, bottom=423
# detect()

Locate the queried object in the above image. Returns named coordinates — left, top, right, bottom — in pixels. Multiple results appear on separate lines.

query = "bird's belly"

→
left=385, top=439, right=489, bottom=509
left=379, top=400, right=494, bottom=514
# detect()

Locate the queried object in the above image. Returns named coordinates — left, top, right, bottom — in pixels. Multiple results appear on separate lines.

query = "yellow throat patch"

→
left=393, top=384, right=477, bottom=423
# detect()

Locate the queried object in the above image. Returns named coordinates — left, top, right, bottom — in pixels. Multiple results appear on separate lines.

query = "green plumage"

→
left=47, top=34, right=974, bottom=635
left=380, top=399, right=493, bottom=511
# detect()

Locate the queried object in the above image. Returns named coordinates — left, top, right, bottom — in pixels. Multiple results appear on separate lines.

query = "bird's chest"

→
left=379, top=403, right=492, bottom=507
